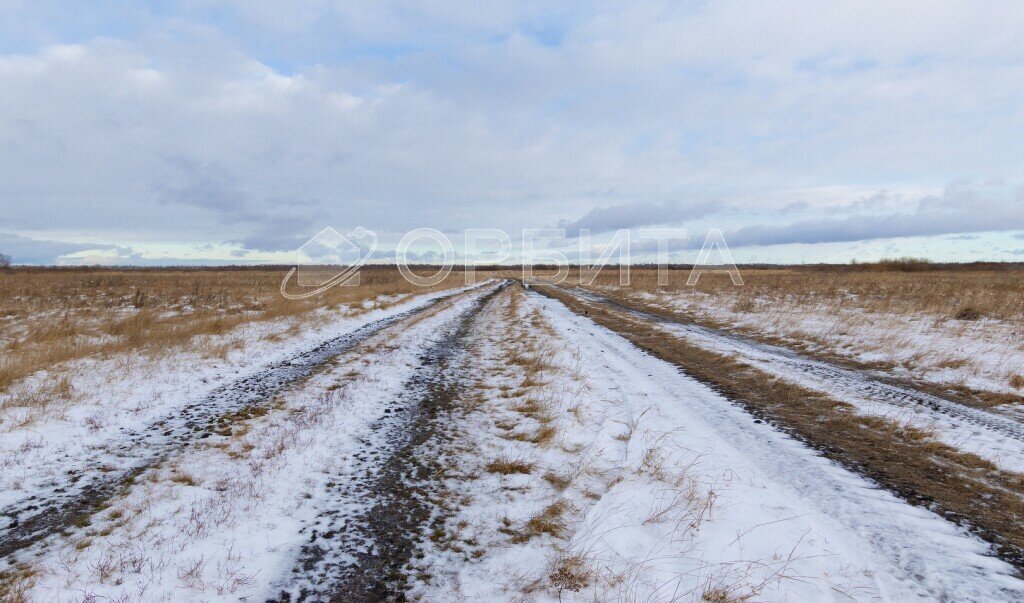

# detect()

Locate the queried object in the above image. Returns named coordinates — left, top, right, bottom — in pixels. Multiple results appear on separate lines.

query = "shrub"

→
left=954, top=306, right=982, bottom=321
left=875, top=257, right=933, bottom=272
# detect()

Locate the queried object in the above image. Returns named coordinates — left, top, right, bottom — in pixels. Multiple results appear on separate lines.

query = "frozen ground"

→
left=2, top=282, right=1022, bottom=601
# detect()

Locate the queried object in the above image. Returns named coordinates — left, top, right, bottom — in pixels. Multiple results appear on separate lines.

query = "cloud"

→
left=155, top=155, right=247, bottom=213
left=718, top=184, right=1024, bottom=248
left=2, top=3, right=1024, bottom=263
left=557, top=200, right=722, bottom=234
left=0, top=232, right=119, bottom=264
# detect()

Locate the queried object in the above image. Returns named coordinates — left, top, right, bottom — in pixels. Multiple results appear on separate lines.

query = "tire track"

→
left=0, top=285, right=483, bottom=565
left=526, top=287, right=1024, bottom=601
left=272, top=282, right=507, bottom=602
left=534, top=283, right=1024, bottom=571
left=563, top=285, right=1024, bottom=444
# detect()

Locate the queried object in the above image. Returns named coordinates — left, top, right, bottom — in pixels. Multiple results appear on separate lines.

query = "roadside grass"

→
left=573, top=279, right=1024, bottom=412
left=23, top=373, right=343, bottom=597
left=485, top=456, right=534, bottom=475
left=538, top=284, right=1024, bottom=570
left=589, top=265, right=1024, bottom=322
left=0, top=563, right=38, bottom=603
left=511, top=500, right=570, bottom=543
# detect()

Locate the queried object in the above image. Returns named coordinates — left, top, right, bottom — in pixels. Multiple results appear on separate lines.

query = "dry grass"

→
left=511, top=500, right=570, bottom=543
left=485, top=456, right=534, bottom=475
left=535, top=265, right=1024, bottom=401
left=0, top=267, right=488, bottom=416
left=546, top=552, right=593, bottom=593
left=0, top=564, right=38, bottom=603
left=530, top=265, right=1024, bottom=322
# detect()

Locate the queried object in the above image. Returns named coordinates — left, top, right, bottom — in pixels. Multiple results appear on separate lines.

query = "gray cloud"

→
left=0, top=232, right=118, bottom=264
left=719, top=185, right=1024, bottom=248
left=557, top=200, right=722, bottom=235
left=155, top=156, right=248, bottom=213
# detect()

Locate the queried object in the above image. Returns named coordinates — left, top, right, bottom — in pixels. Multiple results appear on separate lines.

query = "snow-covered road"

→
left=4, top=282, right=1022, bottom=602
left=562, top=286, right=1024, bottom=473
left=518, top=289, right=1024, bottom=601
left=0, top=282, right=490, bottom=569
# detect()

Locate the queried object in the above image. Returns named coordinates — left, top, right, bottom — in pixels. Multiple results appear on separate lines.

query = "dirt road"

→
left=6, top=281, right=1024, bottom=602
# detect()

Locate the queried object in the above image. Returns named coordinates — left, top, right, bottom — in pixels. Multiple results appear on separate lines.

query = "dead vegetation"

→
left=0, top=564, right=37, bottom=603
left=0, top=267, right=484, bottom=425
left=18, top=295, right=459, bottom=600
left=413, top=285, right=602, bottom=595
left=484, top=456, right=534, bottom=475
left=413, top=285, right=750, bottom=600
left=511, top=500, right=570, bottom=543
left=577, top=264, right=1024, bottom=322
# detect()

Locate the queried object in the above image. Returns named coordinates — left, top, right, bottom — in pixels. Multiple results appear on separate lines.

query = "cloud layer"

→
left=557, top=200, right=722, bottom=234
left=717, top=184, right=1024, bottom=248
left=1, top=2, right=1024, bottom=263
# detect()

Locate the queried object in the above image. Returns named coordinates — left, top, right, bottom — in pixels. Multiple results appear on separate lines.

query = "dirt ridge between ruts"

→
left=274, top=281, right=508, bottom=602
left=532, top=283, right=1024, bottom=574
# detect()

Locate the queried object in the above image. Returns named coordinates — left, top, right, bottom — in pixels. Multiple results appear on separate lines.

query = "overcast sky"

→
left=2, top=1, right=1024, bottom=265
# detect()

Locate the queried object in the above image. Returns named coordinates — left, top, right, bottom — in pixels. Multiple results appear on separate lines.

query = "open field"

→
left=1, top=267, right=1024, bottom=601
left=0, top=267, right=477, bottom=427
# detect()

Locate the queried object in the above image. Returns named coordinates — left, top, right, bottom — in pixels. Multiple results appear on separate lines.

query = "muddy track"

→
left=560, top=285, right=1024, bottom=443
left=272, top=282, right=507, bottom=603
left=0, top=287, right=481, bottom=564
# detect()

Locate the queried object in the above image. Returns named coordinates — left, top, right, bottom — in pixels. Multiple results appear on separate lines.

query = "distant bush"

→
left=874, top=257, right=934, bottom=272
left=0, top=253, right=11, bottom=269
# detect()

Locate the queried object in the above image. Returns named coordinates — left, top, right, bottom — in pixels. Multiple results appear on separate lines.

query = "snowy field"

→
left=1, top=279, right=1023, bottom=601
left=599, top=284, right=1024, bottom=406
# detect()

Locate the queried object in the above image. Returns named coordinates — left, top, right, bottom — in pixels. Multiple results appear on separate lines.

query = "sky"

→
left=1, top=0, right=1024, bottom=265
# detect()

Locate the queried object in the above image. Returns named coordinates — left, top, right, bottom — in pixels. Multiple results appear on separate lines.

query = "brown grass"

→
left=540, top=265, right=1024, bottom=403
left=0, top=564, right=37, bottom=603
left=546, top=553, right=592, bottom=593
left=954, top=306, right=983, bottom=321
left=485, top=456, right=534, bottom=475
left=0, top=266, right=487, bottom=398
left=532, top=265, right=1024, bottom=322
left=511, top=500, right=570, bottom=543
